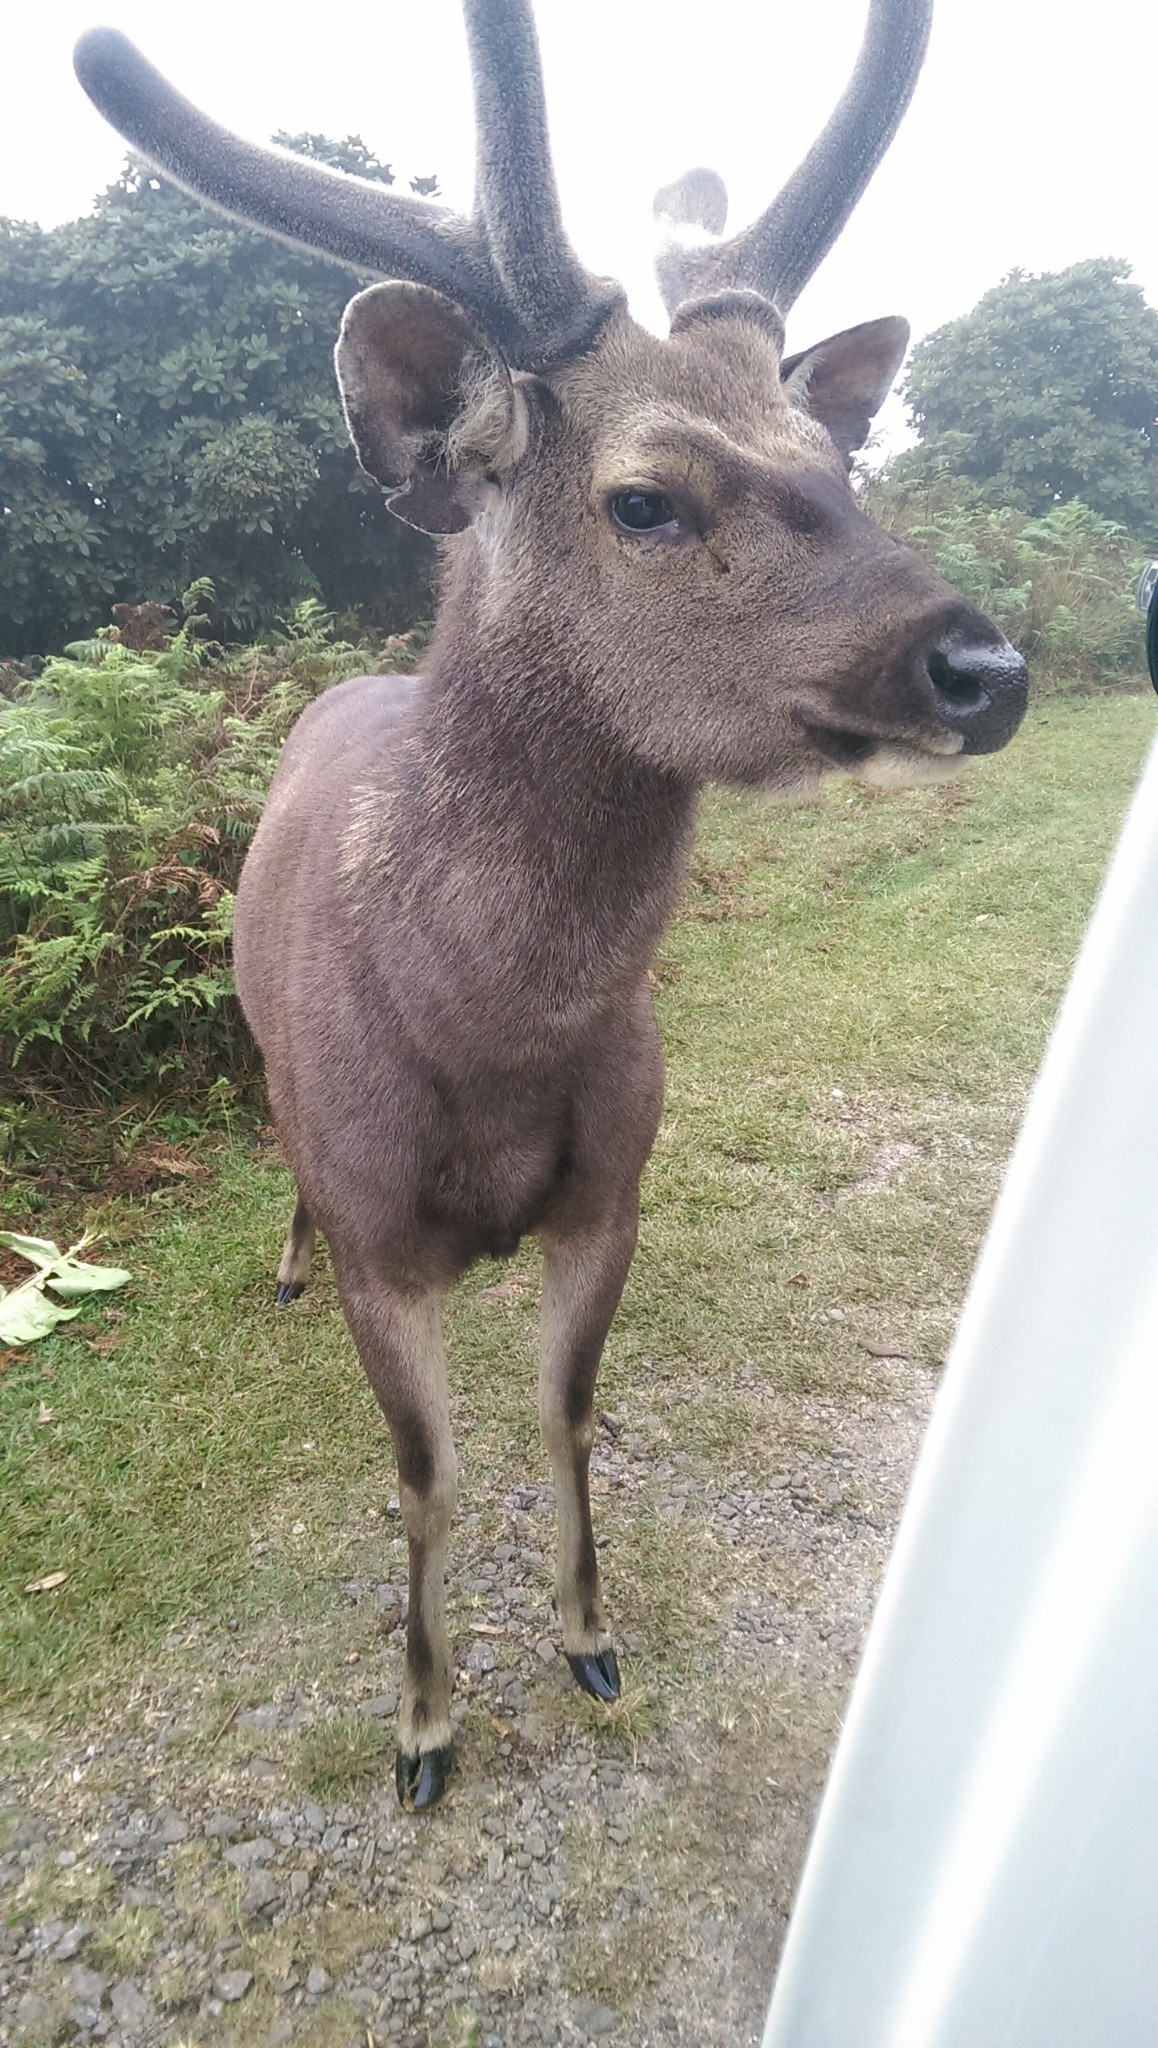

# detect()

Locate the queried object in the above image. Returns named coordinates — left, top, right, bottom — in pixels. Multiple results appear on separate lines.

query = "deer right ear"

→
left=335, top=283, right=524, bottom=535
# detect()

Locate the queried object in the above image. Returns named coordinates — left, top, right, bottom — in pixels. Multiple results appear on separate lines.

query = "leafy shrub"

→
left=862, top=479, right=1148, bottom=686
left=0, top=597, right=425, bottom=1125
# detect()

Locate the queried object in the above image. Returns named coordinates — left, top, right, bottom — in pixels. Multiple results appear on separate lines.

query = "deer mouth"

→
left=800, top=723, right=879, bottom=770
left=800, top=721, right=967, bottom=784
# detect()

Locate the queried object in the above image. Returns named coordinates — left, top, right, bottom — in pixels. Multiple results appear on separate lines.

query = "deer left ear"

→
left=336, top=281, right=524, bottom=535
left=781, top=315, right=910, bottom=463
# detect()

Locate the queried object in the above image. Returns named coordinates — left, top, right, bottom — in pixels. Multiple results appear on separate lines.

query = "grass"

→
left=297, top=1712, right=389, bottom=1798
left=1, top=689, right=1153, bottom=1719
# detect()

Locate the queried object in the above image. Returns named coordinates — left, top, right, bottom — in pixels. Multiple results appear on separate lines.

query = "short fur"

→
left=76, top=0, right=1027, bottom=1808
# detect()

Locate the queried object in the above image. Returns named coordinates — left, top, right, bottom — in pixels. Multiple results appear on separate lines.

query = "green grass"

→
left=1, top=690, right=1153, bottom=1716
left=297, top=1711, right=390, bottom=1797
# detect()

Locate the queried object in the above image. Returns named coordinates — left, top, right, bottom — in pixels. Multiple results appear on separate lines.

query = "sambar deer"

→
left=76, top=0, right=1026, bottom=1809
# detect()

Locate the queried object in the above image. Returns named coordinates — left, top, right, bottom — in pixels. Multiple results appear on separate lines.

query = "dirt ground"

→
left=0, top=1346, right=934, bottom=2048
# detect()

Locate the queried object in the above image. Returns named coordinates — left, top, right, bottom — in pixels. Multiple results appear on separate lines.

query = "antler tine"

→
left=657, top=0, right=932, bottom=318
left=653, top=168, right=730, bottom=319
left=73, top=32, right=504, bottom=325
left=460, top=0, right=624, bottom=362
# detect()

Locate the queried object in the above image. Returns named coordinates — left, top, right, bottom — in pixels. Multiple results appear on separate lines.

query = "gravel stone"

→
left=53, top=1920, right=89, bottom=1960
left=67, top=1962, right=107, bottom=2004
left=222, top=1836, right=276, bottom=1869
left=15, top=1990, right=53, bottom=2036
left=571, top=1997, right=619, bottom=2036
left=203, top=1811, right=242, bottom=1838
left=241, top=1868, right=282, bottom=1916
left=306, top=1965, right=332, bottom=1995
left=215, top=1968, right=254, bottom=2002
left=109, top=1976, right=151, bottom=2030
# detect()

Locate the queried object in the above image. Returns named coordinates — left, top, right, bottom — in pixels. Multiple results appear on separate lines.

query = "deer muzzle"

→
left=925, top=635, right=1028, bottom=755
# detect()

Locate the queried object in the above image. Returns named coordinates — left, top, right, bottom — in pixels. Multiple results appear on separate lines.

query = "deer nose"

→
left=926, top=637, right=1028, bottom=754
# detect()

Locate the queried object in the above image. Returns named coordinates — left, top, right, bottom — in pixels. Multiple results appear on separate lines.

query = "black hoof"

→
left=395, top=1743, right=453, bottom=1812
left=567, top=1648, right=621, bottom=1702
left=275, top=1281, right=306, bottom=1306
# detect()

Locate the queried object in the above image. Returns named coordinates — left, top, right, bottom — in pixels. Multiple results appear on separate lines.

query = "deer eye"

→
left=609, top=489, right=680, bottom=535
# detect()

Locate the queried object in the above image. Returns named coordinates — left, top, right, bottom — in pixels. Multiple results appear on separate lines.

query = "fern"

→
left=1, top=609, right=412, bottom=1107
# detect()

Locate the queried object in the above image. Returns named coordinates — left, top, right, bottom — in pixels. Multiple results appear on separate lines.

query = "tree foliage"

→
left=895, top=260, right=1158, bottom=531
left=0, top=139, right=435, bottom=654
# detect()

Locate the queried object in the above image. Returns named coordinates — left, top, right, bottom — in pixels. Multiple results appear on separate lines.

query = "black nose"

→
left=927, top=638, right=1028, bottom=754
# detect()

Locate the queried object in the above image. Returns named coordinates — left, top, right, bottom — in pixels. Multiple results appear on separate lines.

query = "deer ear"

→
left=781, top=315, right=910, bottom=463
left=335, top=282, right=523, bottom=535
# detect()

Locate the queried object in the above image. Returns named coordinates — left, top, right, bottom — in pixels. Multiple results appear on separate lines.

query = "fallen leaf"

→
left=0, top=1231, right=130, bottom=1345
left=0, top=1233, right=61, bottom=1270
left=476, top=1275, right=530, bottom=1303
left=36, top=1402, right=55, bottom=1424
left=787, top=1273, right=810, bottom=1288
left=858, top=1338, right=910, bottom=1359
left=0, top=1285, right=82, bottom=1347
left=47, top=1257, right=132, bottom=1298
left=470, top=1622, right=503, bottom=1636
left=25, top=1571, right=68, bottom=1593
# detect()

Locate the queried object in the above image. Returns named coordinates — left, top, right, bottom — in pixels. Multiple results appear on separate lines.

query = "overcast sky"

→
left=4, top=0, right=1154, bottom=440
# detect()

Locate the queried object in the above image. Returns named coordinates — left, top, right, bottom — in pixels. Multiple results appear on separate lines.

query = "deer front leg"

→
left=539, top=1204, right=639, bottom=1703
left=334, top=1273, right=458, bottom=1812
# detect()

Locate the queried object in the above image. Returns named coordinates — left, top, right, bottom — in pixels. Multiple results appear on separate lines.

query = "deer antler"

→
left=73, top=4, right=623, bottom=369
left=655, top=0, right=933, bottom=318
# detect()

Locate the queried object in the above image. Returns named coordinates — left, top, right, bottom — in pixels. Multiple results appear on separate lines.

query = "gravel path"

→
left=1, top=1360, right=935, bottom=2048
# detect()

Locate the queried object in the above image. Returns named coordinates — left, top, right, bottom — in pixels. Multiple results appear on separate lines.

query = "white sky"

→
left=3, top=0, right=1155, bottom=446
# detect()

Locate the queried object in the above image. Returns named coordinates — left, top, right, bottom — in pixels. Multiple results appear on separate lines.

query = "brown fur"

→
left=76, top=0, right=1027, bottom=1806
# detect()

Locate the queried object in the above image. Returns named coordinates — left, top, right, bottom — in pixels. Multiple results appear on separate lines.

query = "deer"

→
left=75, top=0, right=1027, bottom=1811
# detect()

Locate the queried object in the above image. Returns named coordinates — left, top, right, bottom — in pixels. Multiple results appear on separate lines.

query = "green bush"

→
left=0, top=598, right=424, bottom=1128
left=862, top=479, right=1147, bottom=686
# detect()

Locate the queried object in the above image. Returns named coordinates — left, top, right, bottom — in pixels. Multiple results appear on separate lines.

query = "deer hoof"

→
left=566, top=1648, right=621, bottom=1702
left=395, top=1743, right=453, bottom=1812
left=275, top=1281, right=306, bottom=1306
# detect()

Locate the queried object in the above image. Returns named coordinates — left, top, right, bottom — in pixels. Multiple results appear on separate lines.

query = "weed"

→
left=297, top=1713, right=389, bottom=1798
left=87, top=1903, right=162, bottom=1972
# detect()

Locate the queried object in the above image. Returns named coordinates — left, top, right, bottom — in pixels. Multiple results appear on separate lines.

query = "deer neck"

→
left=358, top=611, right=699, bottom=1055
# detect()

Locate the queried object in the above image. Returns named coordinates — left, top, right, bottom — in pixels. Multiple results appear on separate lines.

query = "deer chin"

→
left=853, top=739, right=966, bottom=791
left=800, top=721, right=965, bottom=791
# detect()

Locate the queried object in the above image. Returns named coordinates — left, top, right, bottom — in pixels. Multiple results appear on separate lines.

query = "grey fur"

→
left=76, top=2, right=1026, bottom=1808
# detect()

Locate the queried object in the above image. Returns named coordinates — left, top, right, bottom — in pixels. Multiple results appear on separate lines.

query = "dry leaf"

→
left=787, top=1273, right=810, bottom=1288
left=858, top=1338, right=910, bottom=1359
left=470, top=1621, right=503, bottom=1636
left=477, top=1275, right=530, bottom=1303
left=36, top=1402, right=55, bottom=1424
left=25, top=1571, right=67, bottom=1593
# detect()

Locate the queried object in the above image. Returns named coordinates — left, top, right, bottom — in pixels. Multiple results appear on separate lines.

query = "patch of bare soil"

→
left=0, top=1364, right=934, bottom=2048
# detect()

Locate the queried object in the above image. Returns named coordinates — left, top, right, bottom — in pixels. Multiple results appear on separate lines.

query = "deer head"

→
left=74, top=0, right=1026, bottom=794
